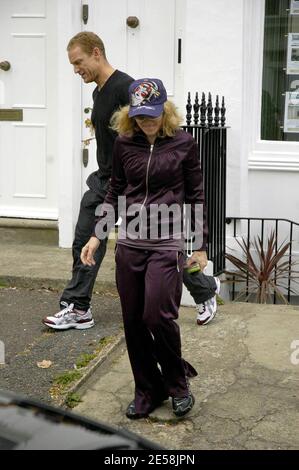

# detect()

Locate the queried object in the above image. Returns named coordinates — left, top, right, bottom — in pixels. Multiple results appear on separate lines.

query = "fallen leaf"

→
left=37, top=360, right=53, bottom=369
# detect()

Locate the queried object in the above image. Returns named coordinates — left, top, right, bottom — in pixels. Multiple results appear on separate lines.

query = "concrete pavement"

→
left=75, top=303, right=299, bottom=450
left=0, top=286, right=123, bottom=403
left=0, top=225, right=299, bottom=449
left=0, top=224, right=121, bottom=404
left=0, top=243, right=116, bottom=293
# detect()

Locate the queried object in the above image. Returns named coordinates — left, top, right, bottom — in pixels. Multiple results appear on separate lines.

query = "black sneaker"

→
left=126, top=394, right=168, bottom=420
left=172, top=393, right=195, bottom=417
left=126, top=401, right=149, bottom=420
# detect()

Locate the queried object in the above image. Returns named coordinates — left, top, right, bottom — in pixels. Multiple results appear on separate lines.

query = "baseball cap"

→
left=128, top=78, right=167, bottom=118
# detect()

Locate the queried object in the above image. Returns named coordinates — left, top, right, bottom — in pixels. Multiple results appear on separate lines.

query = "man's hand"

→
left=81, top=236, right=100, bottom=266
left=185, top=250, right=208, bottom=271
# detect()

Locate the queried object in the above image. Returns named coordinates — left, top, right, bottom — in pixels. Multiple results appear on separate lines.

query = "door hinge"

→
left=83, top=148, right=89, bottom=167
left=178, top=38, right=182, bottom=64
left=82, top=4, right=89, bottom=25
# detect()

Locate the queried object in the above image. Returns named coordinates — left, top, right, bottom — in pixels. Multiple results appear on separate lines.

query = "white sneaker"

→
left=43, top=302, right=94, bottom=330
left=196, top=277, right=220, bottom=326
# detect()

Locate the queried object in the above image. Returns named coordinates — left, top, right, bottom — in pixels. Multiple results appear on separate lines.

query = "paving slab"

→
left=75, top=303, right=299, bottom=450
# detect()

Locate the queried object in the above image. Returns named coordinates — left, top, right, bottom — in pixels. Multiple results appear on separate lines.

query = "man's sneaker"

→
left=172, top=393, right=195, bottom=417
left=196, top=277, right=221, bottom=326
left=43, top=302, right=94, bottom=330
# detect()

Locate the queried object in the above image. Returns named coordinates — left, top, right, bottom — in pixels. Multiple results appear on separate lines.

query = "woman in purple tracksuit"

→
left=81, top=78, right=208, bottom=419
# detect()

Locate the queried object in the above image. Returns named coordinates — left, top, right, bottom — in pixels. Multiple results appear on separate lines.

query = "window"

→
left=261, top=0, right=299, bottom=141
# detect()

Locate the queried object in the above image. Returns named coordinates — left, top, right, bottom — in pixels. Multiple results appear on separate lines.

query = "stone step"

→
left=0, top=218, right=116, bottom=248
left=0, top=218, right=58, bottom=246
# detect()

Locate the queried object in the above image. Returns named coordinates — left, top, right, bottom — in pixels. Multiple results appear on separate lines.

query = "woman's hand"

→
left=185, top=250, right=208, bottom=271
left=81, top=236, right=100, bottom=266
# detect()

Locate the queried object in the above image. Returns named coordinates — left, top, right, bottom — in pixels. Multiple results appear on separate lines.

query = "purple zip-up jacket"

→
left=94, top=129, right=208, bottom=251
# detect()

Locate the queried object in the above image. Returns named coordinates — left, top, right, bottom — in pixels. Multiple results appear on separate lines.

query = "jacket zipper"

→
left=140, top=144, right=154, bottom=235
left=141, top=144, right=154, bottom=209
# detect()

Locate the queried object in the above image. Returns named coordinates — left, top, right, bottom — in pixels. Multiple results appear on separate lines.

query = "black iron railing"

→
left=226, top=217, right=299, bottom=303
left=181, top=92, right=227, bottom=276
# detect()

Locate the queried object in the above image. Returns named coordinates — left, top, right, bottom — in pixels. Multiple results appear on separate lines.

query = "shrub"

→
left=225, top=231, right=299, bottom=303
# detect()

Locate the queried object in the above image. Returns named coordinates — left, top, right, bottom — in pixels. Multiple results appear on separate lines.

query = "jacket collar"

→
left=132, top=130, right=173, bottom=146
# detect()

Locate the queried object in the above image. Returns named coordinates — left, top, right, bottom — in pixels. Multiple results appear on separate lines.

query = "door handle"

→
left=126, top=16, right=139, bottom=28
left=0, top=61, right=11, bottom=71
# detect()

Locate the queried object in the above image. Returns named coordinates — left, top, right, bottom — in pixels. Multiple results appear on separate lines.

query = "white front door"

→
left=0, top=0, right=58, bottom=219
left=80, top=0, right=184, bottom=194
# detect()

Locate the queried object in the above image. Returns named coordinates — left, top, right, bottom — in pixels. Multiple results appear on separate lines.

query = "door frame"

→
left=57, top=0, right=81, bottom=247
left=57, top=0, right=186, bottom=247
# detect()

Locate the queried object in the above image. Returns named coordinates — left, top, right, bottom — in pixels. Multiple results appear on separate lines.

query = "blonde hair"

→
left=110, top=101, right=182, bottom=138
left=67, top=32, right=106, bottom=59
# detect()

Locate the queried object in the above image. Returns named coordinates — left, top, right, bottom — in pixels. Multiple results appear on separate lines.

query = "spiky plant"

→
left=225, top=231, right=299, bottom=304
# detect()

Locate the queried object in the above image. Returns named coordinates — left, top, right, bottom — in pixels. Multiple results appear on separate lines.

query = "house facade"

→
left=0, top=0, right=298, bottom=248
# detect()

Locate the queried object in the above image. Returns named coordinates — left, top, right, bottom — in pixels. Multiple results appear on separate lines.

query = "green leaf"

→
left=225, top=230, right=299, bottom=304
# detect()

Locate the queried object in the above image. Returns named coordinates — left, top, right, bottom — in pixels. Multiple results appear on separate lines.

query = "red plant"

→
left=225, top=231, right=299, bottom=303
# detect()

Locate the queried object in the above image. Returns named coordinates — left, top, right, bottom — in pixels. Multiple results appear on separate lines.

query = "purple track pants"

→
left=115, top=244, right=197, bottom=414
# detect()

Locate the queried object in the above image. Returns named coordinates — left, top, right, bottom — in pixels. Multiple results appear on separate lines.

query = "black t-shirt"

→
left=87, top=70, right=134, bottom=194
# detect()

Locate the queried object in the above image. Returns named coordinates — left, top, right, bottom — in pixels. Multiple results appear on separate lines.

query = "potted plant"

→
left=225, top=231, right=299, bottom=304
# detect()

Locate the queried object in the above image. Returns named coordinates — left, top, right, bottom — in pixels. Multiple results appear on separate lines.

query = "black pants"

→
left=116, top=245, right=197, bottom=414
left=183, top=269, right=217, bottom=304
left=60, top=189, right=107, bottom=311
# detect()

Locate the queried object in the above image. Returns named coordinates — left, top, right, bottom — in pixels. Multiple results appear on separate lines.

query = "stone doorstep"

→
left=0, top=218, right=59, bottom=245
left=0, top=217, right=58, bottom=230
left=0, top=218, right=116, bottom=249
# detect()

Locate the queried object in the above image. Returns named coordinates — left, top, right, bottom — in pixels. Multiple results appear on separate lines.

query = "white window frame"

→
left=244, top=0, right=299, bottom=172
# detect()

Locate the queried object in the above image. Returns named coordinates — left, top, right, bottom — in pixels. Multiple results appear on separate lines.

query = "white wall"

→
left=183, top=0, right=245, bottom=217
left=249, top=171, right=299, bottom=221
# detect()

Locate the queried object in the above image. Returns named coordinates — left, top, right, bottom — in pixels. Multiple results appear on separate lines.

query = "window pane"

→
left=261, top=0, right=299, bottom=141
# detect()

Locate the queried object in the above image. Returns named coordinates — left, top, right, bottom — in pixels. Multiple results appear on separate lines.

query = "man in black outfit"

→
left=43, top=32, right=134, bottom=330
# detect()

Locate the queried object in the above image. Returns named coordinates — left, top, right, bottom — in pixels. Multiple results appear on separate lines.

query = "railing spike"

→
left=200, top=92, right=207, bottom=127
left=207, top=92, right=213, bottom=127
left=221, top=96, right=226, bottom=127
left=193, top=92, right=199, bottom=125
left=186, top=92, right=192, bottom=126
left=214, top=95, right=220, bottom=127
